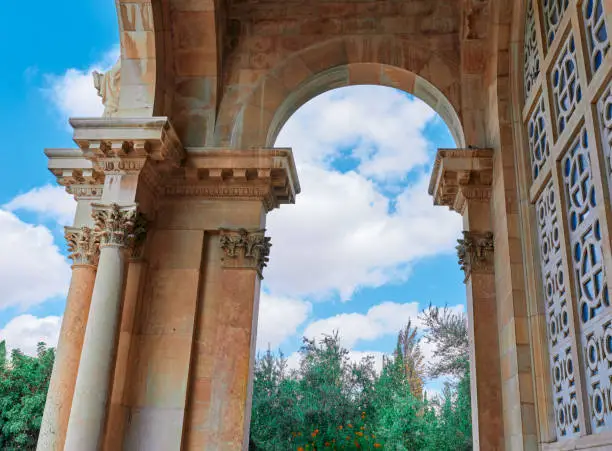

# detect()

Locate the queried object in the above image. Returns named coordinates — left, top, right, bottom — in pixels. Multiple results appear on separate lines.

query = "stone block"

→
left=124, top=407, right=185, bottom=451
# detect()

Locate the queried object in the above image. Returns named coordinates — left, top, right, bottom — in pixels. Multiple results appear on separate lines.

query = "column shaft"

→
left=64, top=246, right=126, bottom=451
left=37, top=265, right=96, bottom=451
left=466, top=270, right=503, bottom=450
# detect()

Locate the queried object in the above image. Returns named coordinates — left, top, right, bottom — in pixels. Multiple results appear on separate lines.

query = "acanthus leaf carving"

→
left=65, top=226, right=100, bottom=267
left=92, top=203, right=142, bottom=249
left=219, top=228, right=271, bottom=278
left=456, top=231, right=494, bottom=281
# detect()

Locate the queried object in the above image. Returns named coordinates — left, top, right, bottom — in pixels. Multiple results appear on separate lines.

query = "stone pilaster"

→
left=64, top=204, right=143, bottom=451
left=37, top=227, right=100, bottom=451
left=430, top=148, right=503, bottom=451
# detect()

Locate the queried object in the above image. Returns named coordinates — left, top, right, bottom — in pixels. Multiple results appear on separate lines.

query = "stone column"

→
left=429, top=148, right=503, bottom=450
left=37, top=227, right=99, bottom=451
left=64, top=204, right=140, bottom=451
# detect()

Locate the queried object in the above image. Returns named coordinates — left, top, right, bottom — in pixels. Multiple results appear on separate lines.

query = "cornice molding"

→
left=429, top=148, right=494, bottom=214
left=71, top=117, right=185, bottom=169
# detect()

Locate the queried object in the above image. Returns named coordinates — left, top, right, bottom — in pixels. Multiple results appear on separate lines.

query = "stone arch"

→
left=265, top=64, right=465, bottom=148
left=115, top=0, right=164, bottom=116
left=115, top=0, right=225, bottom=136
left=214, top=36, right=464, bottom=148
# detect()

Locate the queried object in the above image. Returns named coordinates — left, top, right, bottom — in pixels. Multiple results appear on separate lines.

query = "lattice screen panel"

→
left=523, top=0, right=612, bottom=442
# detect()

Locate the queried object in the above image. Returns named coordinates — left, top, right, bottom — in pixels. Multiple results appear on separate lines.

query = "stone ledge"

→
left=428, top=147, right=493, bottom=213
left=46, top=145, right=300, bottom=211
left=70, top=117, right=184, bottom=167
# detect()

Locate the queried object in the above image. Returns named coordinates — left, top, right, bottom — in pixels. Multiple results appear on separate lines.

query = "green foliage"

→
left=250, top=318, right=473, bottom=450
left=0, top=341, right=54, bottom=450
left=419, top=305, right=469, bottom=379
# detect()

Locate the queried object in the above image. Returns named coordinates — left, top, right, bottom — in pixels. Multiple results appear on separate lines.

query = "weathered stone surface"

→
left=40, top=0, right=612, bottom=450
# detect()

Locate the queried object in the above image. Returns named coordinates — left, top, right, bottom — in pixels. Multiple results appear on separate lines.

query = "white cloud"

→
left=267, top=86, right=462, bottom=300
left=265, top=168, right=461, bottom=300
left=0, top=210, right=71, bottom=310
left=4, top=185, right=76, bottom=225
left=43, top=46, right=119, bottom=120
left=0, top=315, right=62, bottom=356
left=277, top=86, right=436, bottom=180
left=302, top=301, right=422, bottom=348
left=256, top=294, right=311, bottom=349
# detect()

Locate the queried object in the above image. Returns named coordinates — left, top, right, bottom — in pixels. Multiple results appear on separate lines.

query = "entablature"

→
left=428, top=147, right=493, bottom=214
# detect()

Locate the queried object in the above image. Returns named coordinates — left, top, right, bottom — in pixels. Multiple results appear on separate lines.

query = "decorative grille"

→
left=543, top=0, right=570, bottom=48
left=524, top=0, right=612, bottom=440
left=582, top=0, right=610, bottom=75
left=524, top=0, right=541, bottom=100
left=561, top=128, right=611, bottom=432
left=551, top=34, right=582, bottom=136
left=527, top=95, right=550, bottom=180
left=536, top=180, right=581, bottom=437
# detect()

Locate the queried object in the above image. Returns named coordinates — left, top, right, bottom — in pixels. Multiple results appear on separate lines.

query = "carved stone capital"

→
left=429, top=148, right=493, bottom=214
left=456, top=231, right=494, bottom=281
left=219, top=228, right=271, bottom=278
left=92, top=203, right=143, bottom=249
left=65, top=226, right=100, bottom=267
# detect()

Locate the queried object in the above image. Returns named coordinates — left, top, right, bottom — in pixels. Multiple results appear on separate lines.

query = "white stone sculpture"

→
left=92, top=60, right=121, bottom=117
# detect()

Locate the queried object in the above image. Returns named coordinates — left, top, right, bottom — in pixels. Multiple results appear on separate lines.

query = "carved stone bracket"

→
left=92, top=203, right=144, bottom=249
left=219, top=228, right=272, bottom=278
left=65, top=226, right=100, bottom=267
left=457, top=231, right=494, bottom=282
left=429, top=148, right=493, bottom=214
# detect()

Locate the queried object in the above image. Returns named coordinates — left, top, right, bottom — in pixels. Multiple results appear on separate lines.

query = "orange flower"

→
left=338, top=425, right=343, bottom=430
left=324, top=442, right=330, bottom=447
left=360, top=426, right=365, bottom=430
left=347, top=423, right=353, bottom=428
left=355, top=431, right=364, bottom=437
left=374, top=443, right=382, bottom=448
left=297, top=447, right=304, bottom=451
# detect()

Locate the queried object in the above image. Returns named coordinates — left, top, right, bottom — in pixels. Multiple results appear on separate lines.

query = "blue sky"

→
left=0, top=1, right=465, bottom=393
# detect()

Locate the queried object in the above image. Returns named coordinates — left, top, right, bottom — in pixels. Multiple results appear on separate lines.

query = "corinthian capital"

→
left=92, top=203, right=142, bottom=248
left=65, top=226, right=100, bottom=267
left=456, top=231, right=494, bottom=282
left=219, top=228, right=271, bottom=278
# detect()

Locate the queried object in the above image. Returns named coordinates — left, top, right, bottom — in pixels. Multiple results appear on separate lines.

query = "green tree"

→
left=0, top=341, right=54, bottom=450
left=394, top=321, right=424, bottom=400
left=419, top=305, right=469, bottom=379
left=249, top=315, right=473, bottom=450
